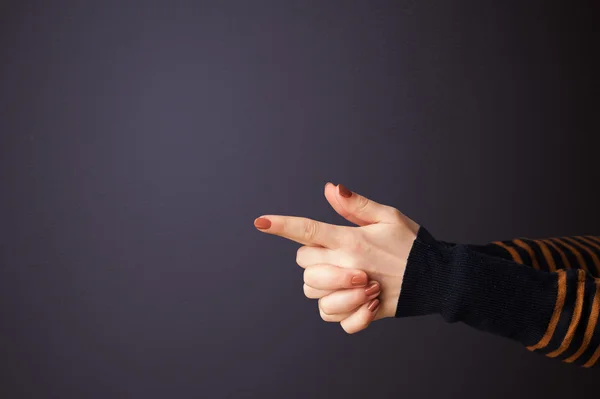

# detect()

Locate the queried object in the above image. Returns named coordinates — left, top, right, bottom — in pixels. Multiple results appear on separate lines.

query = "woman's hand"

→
left=254, top=182, right=420, bottom=332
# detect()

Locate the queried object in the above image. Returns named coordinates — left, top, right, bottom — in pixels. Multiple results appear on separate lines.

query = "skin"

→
left=253, top=182, right=421, bottom=334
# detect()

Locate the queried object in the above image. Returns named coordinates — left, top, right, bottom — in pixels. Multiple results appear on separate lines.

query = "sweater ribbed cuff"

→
left=394, top=226, right=445, bottom=317
left=395, top=226, right=560, bottom=345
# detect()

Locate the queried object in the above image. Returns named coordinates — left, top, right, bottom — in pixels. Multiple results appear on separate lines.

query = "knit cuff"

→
left=395, top=226, right=559, bottom=345
left=394, top=226, right=448, bottom=318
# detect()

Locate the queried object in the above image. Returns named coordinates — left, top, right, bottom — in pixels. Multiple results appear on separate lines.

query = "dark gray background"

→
left=1, top=0, right=599, bottom=398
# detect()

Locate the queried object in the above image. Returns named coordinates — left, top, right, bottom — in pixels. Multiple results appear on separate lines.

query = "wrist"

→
left=394, top=226, right=448, bottom=318
left=378, top=226, right=420, bottom=319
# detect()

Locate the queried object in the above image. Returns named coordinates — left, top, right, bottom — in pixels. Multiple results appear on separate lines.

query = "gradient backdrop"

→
left=1, top=1, right=599, bottom=398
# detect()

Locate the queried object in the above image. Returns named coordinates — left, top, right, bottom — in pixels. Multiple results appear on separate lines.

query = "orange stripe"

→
left=527, top=270, right=567, bottom=351
left=565, top=281, right=600, bottom=363
left=577, top=236, right=600, bottom=276
left=587, top=236, right=600, bottom=245
left=578, top=236, right=600, bottom=251
left=541, top=239, right=572, bottom=269
left=513, top=239, right=540, bottom=270
left=583, top=343, right=600, bottom=368
left=547, top=270, right=586, bottom=358
left=563, top=237, right=600, bottom=276
left=492, top=241, right=524, bottom=264
left=550, top=238, right=588, bottom=272
left=534, top=239, right=557, bottom=272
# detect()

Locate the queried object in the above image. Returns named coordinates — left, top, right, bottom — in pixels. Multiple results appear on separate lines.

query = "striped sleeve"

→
left=440, top=235, right=600, bottom=277
left=396, top=227, right=600, bottom=368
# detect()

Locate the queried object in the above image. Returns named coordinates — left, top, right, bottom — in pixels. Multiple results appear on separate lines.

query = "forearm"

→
left=397, top=227, right=600, bottom=368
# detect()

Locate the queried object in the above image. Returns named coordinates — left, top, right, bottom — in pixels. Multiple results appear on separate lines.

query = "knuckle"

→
left=341, top=316, right=369, bottom=334
left=342, top=230, right=364, bottom=254
left=296, top=246, right=307, bottom=267
left=355, top=197, right=370, bottom=213
left=303, top=268, right=312, bottom=284
left=303, top=284, right=311, bottom=298
left=303, top=219, right=318, bottom=241
left=319, top=308, right=335, bottom=322
left=341, top=323, right=354, bottom=334
left=350, top=239, right=363, bottom=255
left=318, top=298, right=329, bottom=314
left=319, top=299, right=337, bottom=321
left=389, top=206, right=405, bottom=222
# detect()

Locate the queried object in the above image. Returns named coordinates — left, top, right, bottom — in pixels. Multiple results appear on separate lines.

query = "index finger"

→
left=253, top=215, right=346, bottom=248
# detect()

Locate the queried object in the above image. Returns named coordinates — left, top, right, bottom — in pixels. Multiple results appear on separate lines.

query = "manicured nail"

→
left=367, top=298, right=380, bottom=312
left=254, top=217, right=271, bottom=229
left=364, top=282, right=380, bottom=296
left=351, top=274, right=368, bottom=286
left=338, top=184, right=352, bottom=198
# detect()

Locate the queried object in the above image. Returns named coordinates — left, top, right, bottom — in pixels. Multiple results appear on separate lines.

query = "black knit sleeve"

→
left=396, top=226, right=600, bottom=368
left=438, top=235, right=600, bottom=276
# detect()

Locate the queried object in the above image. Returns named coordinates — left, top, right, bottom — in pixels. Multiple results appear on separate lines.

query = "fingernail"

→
left=338, top=184, right=352, bottom=198
left=367, top=298, right=380, bottom=312
left=351, top=274, right=367, bottom=286
left=254, top=217, right=271, bottom=229
left=364, top=282, right=380, bottom=296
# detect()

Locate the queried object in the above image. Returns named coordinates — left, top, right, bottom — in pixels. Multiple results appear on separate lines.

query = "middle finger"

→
left=318, top=281, right=380, bottom=315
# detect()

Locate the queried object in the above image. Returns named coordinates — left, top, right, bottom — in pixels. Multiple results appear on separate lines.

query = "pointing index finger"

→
left=254, top=215, right=345, bottom=248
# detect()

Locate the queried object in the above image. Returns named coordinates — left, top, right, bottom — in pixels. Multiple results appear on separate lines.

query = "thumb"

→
left=324, top=182, right=399, bottom=225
